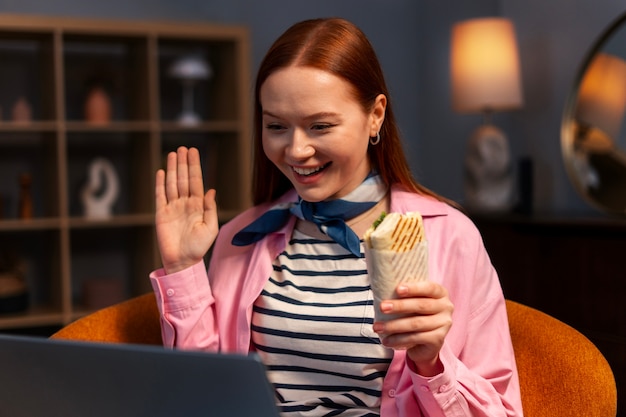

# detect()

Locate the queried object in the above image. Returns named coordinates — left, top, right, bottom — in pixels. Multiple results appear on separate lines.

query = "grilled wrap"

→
left=364, top=212, right=429, bottom=321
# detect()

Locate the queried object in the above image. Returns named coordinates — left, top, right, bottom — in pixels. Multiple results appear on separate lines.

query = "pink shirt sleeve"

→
left=405, top=303, right=521, bottom=416
left=149, top=260, right=219, bottom=351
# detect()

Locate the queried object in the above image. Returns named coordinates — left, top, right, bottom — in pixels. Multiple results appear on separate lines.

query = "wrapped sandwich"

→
left=364, top=211, right=428, bottom=321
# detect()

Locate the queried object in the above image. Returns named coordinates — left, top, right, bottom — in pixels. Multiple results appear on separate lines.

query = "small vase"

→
left=12, top=97, right=32, bottom=123
left=18, top=173, right=33, bottom=219
left=84, top=86, right=112, bottom=125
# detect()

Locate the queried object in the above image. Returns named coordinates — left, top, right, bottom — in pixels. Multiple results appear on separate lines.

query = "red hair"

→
left=252, top=18, right=450, bottom=206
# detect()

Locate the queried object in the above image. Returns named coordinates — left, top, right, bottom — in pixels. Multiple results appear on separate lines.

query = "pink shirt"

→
left=150, top=185, right=523, bottom=417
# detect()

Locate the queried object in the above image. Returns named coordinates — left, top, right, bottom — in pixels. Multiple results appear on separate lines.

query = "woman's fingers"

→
left=188, top=147, right=205, bottom=198
left=373, top=281, right=453, bottom=347
left=165, top=150, right=180, bottom=202
left=203, top=188, right=218, bottom=230
left=155, top=169, right=167, bottom=211
left=161, top=146, right=205, bottom=203
left=176, top=146, right=190, bottom=198
left=380, top=281, right=451, bottom=315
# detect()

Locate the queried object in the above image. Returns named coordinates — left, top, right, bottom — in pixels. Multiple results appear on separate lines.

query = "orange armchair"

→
left=51, top=295, right=617, bottom=416
left=51, top=292, right=162, bottom=346
left=506, top=300, right=617, bottom=417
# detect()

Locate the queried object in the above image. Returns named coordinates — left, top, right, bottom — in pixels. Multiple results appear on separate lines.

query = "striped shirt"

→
left=251, top=227, right=393, bottom=417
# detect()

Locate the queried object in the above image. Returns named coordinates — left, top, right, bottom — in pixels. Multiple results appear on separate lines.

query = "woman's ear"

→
left=370, top=94, right=387, bottom=136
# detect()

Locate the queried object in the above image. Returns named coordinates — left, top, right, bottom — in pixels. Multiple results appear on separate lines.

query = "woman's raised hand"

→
left=155, top=147, right=219, bottom=274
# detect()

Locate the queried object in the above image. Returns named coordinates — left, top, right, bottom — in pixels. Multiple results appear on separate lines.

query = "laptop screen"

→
left=0, top=334, right=280, bottom=417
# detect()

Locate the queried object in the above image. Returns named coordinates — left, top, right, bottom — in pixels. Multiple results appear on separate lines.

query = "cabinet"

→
left=0, top=14, right=251, bottom=329
left=472, top=213, right=626, bottom=417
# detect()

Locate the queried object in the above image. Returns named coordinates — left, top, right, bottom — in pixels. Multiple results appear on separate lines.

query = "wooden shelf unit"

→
left=0, top=14, right=251, bottom=330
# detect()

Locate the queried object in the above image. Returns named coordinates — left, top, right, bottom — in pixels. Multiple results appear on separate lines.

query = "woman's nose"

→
left=286, top=129, right=315, bottom=160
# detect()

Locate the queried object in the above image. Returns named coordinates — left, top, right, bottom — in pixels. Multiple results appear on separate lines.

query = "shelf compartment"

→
left=66, top=131, right=154, bottom=217
left=0, top=131, right=60, bottom=220
left=0, top=229, right=63, bottom=317
left=158, top=38, right=240, bottom=123
left=63, top=34, right=150, bottom=122
left=69, top=225, right=156, bottom=310
left=0, top=31, right=56, bottom=122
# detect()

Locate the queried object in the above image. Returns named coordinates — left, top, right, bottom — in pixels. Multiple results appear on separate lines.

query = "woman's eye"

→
left=312, top=123, right=334, bottom=131
left=265, top=123, right=285, bottom=131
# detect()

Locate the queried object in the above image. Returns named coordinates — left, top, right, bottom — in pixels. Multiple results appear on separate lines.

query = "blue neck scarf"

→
left=231, top=173, right=387, bottom=257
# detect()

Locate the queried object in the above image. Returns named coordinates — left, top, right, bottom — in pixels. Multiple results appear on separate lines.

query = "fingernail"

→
left=397, top=285, right=408, bottom=295
left=380, top=301, right=393, bottom=312
left=373, top=323, right=384, bottom=333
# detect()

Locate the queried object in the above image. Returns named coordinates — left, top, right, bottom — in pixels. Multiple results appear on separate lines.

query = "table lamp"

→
left=169, top=54, right=212, bottom=126
left=450, top=17, right=524, bottom=211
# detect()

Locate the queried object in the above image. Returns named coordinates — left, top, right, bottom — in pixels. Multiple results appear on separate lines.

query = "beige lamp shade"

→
left=451, top=17, right=524, bottom=113
left=576, top=52, right=626, bottom=141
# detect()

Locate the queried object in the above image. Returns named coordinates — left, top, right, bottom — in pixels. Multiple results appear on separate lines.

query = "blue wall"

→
left=1, top=0, right=624, bottom=215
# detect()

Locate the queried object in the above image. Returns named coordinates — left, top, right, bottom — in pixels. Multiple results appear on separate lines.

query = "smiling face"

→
left=260, top=66, right=386, bottom=202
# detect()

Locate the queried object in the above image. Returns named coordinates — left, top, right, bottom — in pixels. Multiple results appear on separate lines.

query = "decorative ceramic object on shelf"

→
left=84, top=86, right=112, bottom=125
left=81, top=158, right=120, bottom=219
left=18, top=173, right=33, bottom=219
left=464, top=125, right=514, bottom=212
left=169, top=54, right=212, bottom=126
left=11, top=97, right=32, bottom=123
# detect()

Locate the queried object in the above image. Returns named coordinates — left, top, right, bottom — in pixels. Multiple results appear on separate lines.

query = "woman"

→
left=151, top=18, right=523, bottom=417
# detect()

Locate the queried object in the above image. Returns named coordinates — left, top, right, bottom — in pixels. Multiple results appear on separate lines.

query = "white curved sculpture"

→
left=81, top=158, right=120, bottom=219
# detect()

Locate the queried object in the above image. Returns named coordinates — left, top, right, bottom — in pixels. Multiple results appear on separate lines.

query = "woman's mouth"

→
left=292, top=162, right=331, bottom=177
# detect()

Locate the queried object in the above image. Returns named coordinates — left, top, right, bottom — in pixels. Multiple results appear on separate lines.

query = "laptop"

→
left=0, top=334, right=280, bottom=417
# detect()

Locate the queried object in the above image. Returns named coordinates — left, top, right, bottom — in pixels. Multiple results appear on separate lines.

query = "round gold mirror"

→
left=562, top=12, right=626, bottom=216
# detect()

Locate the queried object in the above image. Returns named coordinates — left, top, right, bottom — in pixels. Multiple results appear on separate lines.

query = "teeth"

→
left=293, top=165, right=323, bottom=176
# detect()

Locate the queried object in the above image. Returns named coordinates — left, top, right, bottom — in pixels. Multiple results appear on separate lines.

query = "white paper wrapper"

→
left=364, top=240, right=428, bottom=321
